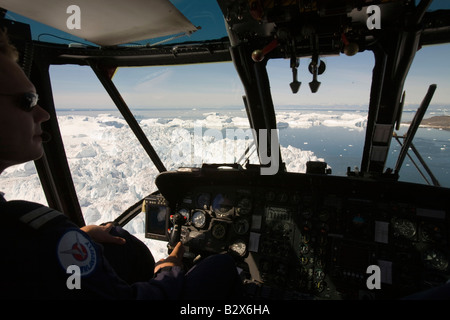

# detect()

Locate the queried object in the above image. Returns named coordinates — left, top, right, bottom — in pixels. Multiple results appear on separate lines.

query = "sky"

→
left=47, top=43, right=450, bottom=110
left=3, top=0, right=450, bottom=110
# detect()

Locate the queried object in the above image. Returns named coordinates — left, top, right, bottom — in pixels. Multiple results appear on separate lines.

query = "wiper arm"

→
left=393, top=133, right=441, bottom=186
left=237, top=140, right=257, bottom=167
left=394, top=84, right=439, bottom=185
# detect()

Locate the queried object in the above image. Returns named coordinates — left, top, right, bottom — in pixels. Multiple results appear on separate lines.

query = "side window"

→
left=0, top=161, right=47, bottom=204
left=385, top=44, right=450, bottom=187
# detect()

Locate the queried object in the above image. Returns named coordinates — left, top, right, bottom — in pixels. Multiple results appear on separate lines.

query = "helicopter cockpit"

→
left=1, top=0, right=450, bottom=300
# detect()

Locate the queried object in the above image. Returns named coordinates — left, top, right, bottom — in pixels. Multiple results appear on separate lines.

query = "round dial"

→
left=299, top=243, right=309, bottom=255
left=392, top=217, right=416, bottom=239
left=237, top=197, right=252, bottom=215
left=229, top=240, right=247, bottom=257
left=424, top=248, right=449, bottom=271
left=421, top=222, right=444, bottom=243
left=315, top=281, right=326, bottom=293
left=212, top=193, right=234, bottom=218
left=233, top=218, right=250, bottom=235
left=314, top=268, right=325, bottom=281
left=277, top=192, right=288, bottom=203
left=212, top=223, right=227, bottom=239
left=192, top=211, right=206, bottom=228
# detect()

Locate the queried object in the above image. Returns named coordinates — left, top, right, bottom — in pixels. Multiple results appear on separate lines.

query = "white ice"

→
left=0, top=111, right=366, bottom=260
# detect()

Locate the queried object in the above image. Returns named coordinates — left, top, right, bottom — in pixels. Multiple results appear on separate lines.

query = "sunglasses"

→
left=0, top=92, right=39, bottom=111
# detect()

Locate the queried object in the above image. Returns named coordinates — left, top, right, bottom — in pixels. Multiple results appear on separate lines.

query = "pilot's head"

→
left=0, top=29, right=50, bottom=173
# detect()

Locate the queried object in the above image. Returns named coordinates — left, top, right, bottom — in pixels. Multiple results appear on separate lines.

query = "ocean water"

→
left=281, top=125, right=450, bottom=187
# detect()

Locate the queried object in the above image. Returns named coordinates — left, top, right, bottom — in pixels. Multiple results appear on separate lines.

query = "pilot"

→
left=0, top=30, right=242, bottom=299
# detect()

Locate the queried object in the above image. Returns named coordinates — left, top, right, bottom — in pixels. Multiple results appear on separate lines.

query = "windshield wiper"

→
left=393, top=84, right=440, bottom=186
left=237, top=140, right=257, bottom=167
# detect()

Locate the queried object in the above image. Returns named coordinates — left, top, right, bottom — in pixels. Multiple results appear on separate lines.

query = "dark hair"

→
left=0, top=29, right=19, bottom=62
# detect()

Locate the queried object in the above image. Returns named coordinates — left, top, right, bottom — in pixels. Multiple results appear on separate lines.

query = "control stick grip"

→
left=168, top=213, right=185, bottom=249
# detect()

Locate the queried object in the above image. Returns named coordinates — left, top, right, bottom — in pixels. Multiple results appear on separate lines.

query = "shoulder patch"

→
left=57, top=230, right=98, bottom=277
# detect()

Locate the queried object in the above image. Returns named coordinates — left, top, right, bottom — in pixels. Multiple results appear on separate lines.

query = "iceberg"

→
left=0, top=110, right=366, bottom=260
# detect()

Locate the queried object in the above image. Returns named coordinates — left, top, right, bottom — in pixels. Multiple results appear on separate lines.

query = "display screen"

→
left=145, top=202, right=169, bottom=241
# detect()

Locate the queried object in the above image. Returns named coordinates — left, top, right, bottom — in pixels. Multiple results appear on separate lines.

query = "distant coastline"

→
left=412, top=115, right=450, bottom=131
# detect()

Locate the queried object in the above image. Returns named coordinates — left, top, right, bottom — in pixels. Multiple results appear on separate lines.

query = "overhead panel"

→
left=0, top=0, right=198, bottom=46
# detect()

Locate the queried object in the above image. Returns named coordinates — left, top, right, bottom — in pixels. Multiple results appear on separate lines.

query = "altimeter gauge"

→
left=392, top=217, right=416, bottom=239
left=192, top=210, right=206, bottom=228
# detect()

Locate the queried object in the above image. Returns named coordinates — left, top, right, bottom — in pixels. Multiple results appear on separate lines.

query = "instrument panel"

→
left=146, top=167, right=450, bottom=299
left=176, top=189, right=254, bottom=258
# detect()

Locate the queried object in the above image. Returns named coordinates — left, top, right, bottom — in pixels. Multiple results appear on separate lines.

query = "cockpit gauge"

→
left=277, top=192, right=288, bottom=203
left=315, top=281, right=326, bottom=293
left=237, top=197, right=252, bottom=215
left=196, top=193, right=211, bottom=209
left=178, top=208, right=190, bottom=220
left=423, top=248, right=449, bottom=271
left=273, top=221, right=292, bottom=237
left=233, top=218, right=250, bottom=235
left=299, top=243, right=309, bottom=255
left=192, top=210, right=207, bottom=228
left=392, top=217, right=416, bottom=239
left=314, top=268, right=325, bottom=281
left=212, top=223, right=227, bottom=239
left=229, top=240, right=247, bottom=257
left=213, top=193, right=234, bottom=218
left=301, top=222, right=311, bottom=244
left=420, top=222, right=445, bottom=243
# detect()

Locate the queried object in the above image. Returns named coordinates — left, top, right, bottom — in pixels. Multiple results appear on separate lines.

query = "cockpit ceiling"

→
left=0, top=0, right=198, bottom=46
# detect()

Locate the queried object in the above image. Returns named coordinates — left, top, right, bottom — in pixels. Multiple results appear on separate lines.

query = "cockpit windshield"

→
left=268, top=44, right=450, bottom=187
left=112, top=63, right=259, bottom=170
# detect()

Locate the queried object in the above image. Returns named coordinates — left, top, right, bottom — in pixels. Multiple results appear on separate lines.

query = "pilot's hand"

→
left=81, top=223, right=126, bottom=245
left=154, top=241, right=185, bottom=273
